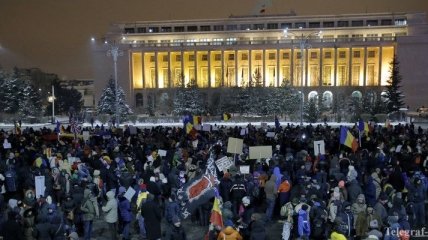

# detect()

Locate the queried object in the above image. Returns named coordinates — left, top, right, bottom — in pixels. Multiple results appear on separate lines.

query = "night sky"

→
left=0, top=0, right=427, bottom=80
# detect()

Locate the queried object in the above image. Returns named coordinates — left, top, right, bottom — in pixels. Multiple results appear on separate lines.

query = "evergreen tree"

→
left=2, top=74, right=24, bottom=113
left=385, top=55, right=405, bottom=113
left=172, top=78, right=206, bottom=115
left=278, top=80, right=300, bottom=118
left=18, top=85, right=43, bottom=118
left=97, top=77, right=133, bottom=117
left=303, top=97, right=320, bottom=123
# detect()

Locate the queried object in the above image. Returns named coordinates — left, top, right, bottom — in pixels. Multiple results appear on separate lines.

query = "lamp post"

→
left=107, top=43, right=123, bottom=126
left=284, top=29, right=322, bottom=126
left=48, top=85, right=55, bottom=124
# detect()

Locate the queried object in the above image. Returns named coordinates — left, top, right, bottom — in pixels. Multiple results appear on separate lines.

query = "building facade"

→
left=93, top=12, right=428, bottom=113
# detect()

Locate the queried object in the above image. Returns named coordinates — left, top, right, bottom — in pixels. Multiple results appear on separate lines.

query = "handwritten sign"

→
left=3, top=139, right=11, bottom=149
left=215, top=156, right=233, bottom=172
left=158, top=149, right=167, bottom=157
left=35, top=176, right=45, bottom=199
left=202, top=124, right=211, bottom=132
left=239, top=165, right=250, bottom=174
left=314, top=140, right=326, bottom=155
left=124, top=187, right=136, bottom=202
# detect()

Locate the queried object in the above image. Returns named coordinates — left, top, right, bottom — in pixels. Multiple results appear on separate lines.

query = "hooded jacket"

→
left=351, top=194, right=367, bottom=216
left=81, top=189, right=98, bottom=221
left=264, top=175, right=278, bottom=200
left=102, top=190, right=118, bottom=223
left=217, top=226, right=243, bottom=240
left=297, top=208, right=311, bottom=237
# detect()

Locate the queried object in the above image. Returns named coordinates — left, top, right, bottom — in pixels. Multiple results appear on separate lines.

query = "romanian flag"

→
left=340, top=127, right=358, bottom=152
left=193, top=115, right=202, bottom=125
left=183, top=114, right=201, bottom=135
left=209, top=189, right=223, bottom=228
left=222, top=113, right=231, bottom=121
left=14, top=122, right=21, bottom=136
left=358, top=119, right=369, bottom=135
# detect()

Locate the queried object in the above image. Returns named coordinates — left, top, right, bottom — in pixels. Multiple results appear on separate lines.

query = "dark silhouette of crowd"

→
left=0, top=122, right=426, bottom=240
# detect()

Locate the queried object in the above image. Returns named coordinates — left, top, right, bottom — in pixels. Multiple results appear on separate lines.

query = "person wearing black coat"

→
left=0, top=211, right=25, bottom=240
left=249, top=213, right=266, bottom=240
left=33, top=216, right=53, bottom=240
left=140, top=194, right=162, bottom=240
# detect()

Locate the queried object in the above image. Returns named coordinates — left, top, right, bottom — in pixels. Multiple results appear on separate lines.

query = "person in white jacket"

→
left=102, top=190, right=118, bottom=239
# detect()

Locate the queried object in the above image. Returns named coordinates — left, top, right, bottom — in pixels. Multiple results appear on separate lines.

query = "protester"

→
left=0, top=121, right=426, bottom=240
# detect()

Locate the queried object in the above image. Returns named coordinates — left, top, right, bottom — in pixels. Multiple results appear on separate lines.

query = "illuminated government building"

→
left=93, top=12, right=428, bottom=112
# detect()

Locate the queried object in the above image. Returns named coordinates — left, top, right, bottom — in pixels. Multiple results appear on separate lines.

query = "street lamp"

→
left=106, top=41, right=123, bottom=126
left=284, top=28, right=322, bottom=126
left=47, top=85, right=55, bottom=124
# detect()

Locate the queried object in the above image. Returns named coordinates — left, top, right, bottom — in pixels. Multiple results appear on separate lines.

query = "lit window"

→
left=353, top=51, right=361, bottom=58
left=282, top=52, right=290, bottom=59
left=241, top=53, right=248, bottom=60
left=228, top=54, right=235, bottom=61
left=339, top=51, right=346, bottom=58
left=324, top=52, right=332, bottom=59
left=310, top=52, right=318, bottom=59
left=368, top=51, right=376, bottom=58
left=268, top=53, right=276, bottom=60
left=214, top=54, right=221, bottom=61
left=255, top=53, right=262, bottom=60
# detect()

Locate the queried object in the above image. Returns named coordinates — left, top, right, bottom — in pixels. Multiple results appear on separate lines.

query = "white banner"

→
left=314, top=140, right=326, bottom=155
left=239, top=165, right=250, bottom=174
left=124, top=187, right=136, bottom=202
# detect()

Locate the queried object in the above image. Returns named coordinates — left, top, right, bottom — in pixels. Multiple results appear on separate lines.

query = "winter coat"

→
left=371, top=172, right=382, bottom=200
left=1, top=218, right=25, bottom=240
left=33, top=217, right=53, bottom=240
left=365, top=176, right=377, bottom=207
left=374, top=201, right=388, bottom=224
left=351, top=194, right=367, bottom=217
left=218, top=226, right=243, bottom=240
left=167, top=225, right=187, bottom=240
left=249, top=220, right=266, bottom=240
left=330, top=231, right=347, bottom=240
left=23, top=210, right=36, bottom=240
left=264, top=175, right=277, bottom=200
left=219, top=177, right=234, bottom=202
left=164, top=200, right=180, bottom=224
left=272, top=167, right=283, bottom=188
left=346, top=179, right=363, bottom=203
left=141, top=199, right=162, bottom=240
left=355, top=212, right=382, bottom=237
left=118, top=195, right=132, bottom=222
left=222, top=201, right=234, bottom=223
left=102, top=190, right=118, bottom=223
left=297, top=209, right=311, bottom=237
left=230, top=177, right=246, bottom=201
left=337, top=210, right=354, bottom=237
left=80, top=189, right=98, bottom=221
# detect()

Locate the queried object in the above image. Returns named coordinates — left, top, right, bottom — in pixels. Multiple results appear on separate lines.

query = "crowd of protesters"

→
left=0, top=121, right=426, bottom=240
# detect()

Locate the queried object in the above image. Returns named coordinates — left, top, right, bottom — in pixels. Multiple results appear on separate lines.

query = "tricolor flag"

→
left=209, top=188, right=223, bottom=228
left=340, top=126, right=358, bottom=152
left=358, top=119, right=369, bottom=135
left=222, top=113, right=231, bottom=121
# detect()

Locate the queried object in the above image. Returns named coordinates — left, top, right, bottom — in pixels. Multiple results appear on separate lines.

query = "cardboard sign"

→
left=124, top=187, right=136, bottom=202
left=266, top=132, right=275, bottom=138
left=239, top=165, right=250, bottom=174
left=396, top=145, right=402, bottom=153
left=261, top=122, right=268, bottom=129
left=194, top=124, right=202, bottom=131
left=215, top=156, right=233, bottom=172
left=240, top=128, right=248, bottom=136
left=3, top=139, right=11, bottom=149
left=158, top=149, right=167, bottom=157
left=35, top=176, right=45, bottom=199
left=82, top=131, right=90, bottom=141
left=314, top=140, right=326, bottom=155
left=212, top=125, right=219, bottom=131
left=202, top=124, right=211, bottom=132
left=129, top=126, right=137, bottom=135
left=249, top=146, right=272, bottom=159
left=227, top=137, right=244, bottom=154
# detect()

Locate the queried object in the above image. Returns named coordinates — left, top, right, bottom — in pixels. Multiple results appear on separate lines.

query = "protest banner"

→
left=215, top=156, right=233, bottom=172
left=124, top=187, right=136, bottom=202
left=266, top=132, right=275, bottom=138
left=227, top=137, right=244, bottom=154
left=202, top=124, right=211, bottom=132
left=158, top=149, right=167, bottom=157
left=249, top=146, right=272, bottom=159
left=314, top=140, right=326, bottom=155
left=35, top=176, right=45, bottom=199
left=239, top=165, right=250, bottom=174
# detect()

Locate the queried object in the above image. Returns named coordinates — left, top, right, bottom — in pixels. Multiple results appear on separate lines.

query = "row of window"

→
left=124, top=18, right=406, bottom=34
left=146, top=50, right=377, bottom=62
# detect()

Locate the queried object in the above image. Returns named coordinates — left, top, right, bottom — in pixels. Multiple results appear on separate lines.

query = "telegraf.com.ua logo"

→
left=386, top=227, right=428, bottom=239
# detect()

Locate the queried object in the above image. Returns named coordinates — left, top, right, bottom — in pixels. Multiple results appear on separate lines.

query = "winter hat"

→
left=224, top=201, right=232, bottom=209
left=366, top=235, right=379, bottom=240
left=139, top=184, right=147, bottom=191
left=149, top=176, right=156, bottom=182
left=93, top=170, right=100, bottom=176
left=68, top=232, right=79, bottom=240
left=118, top=186, right=126, bottom=195
left=301, top=204, right=309, bottom=211
left=225, top=219, right=234, bottom=227
left=242, top=196, right=250, bottom=206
